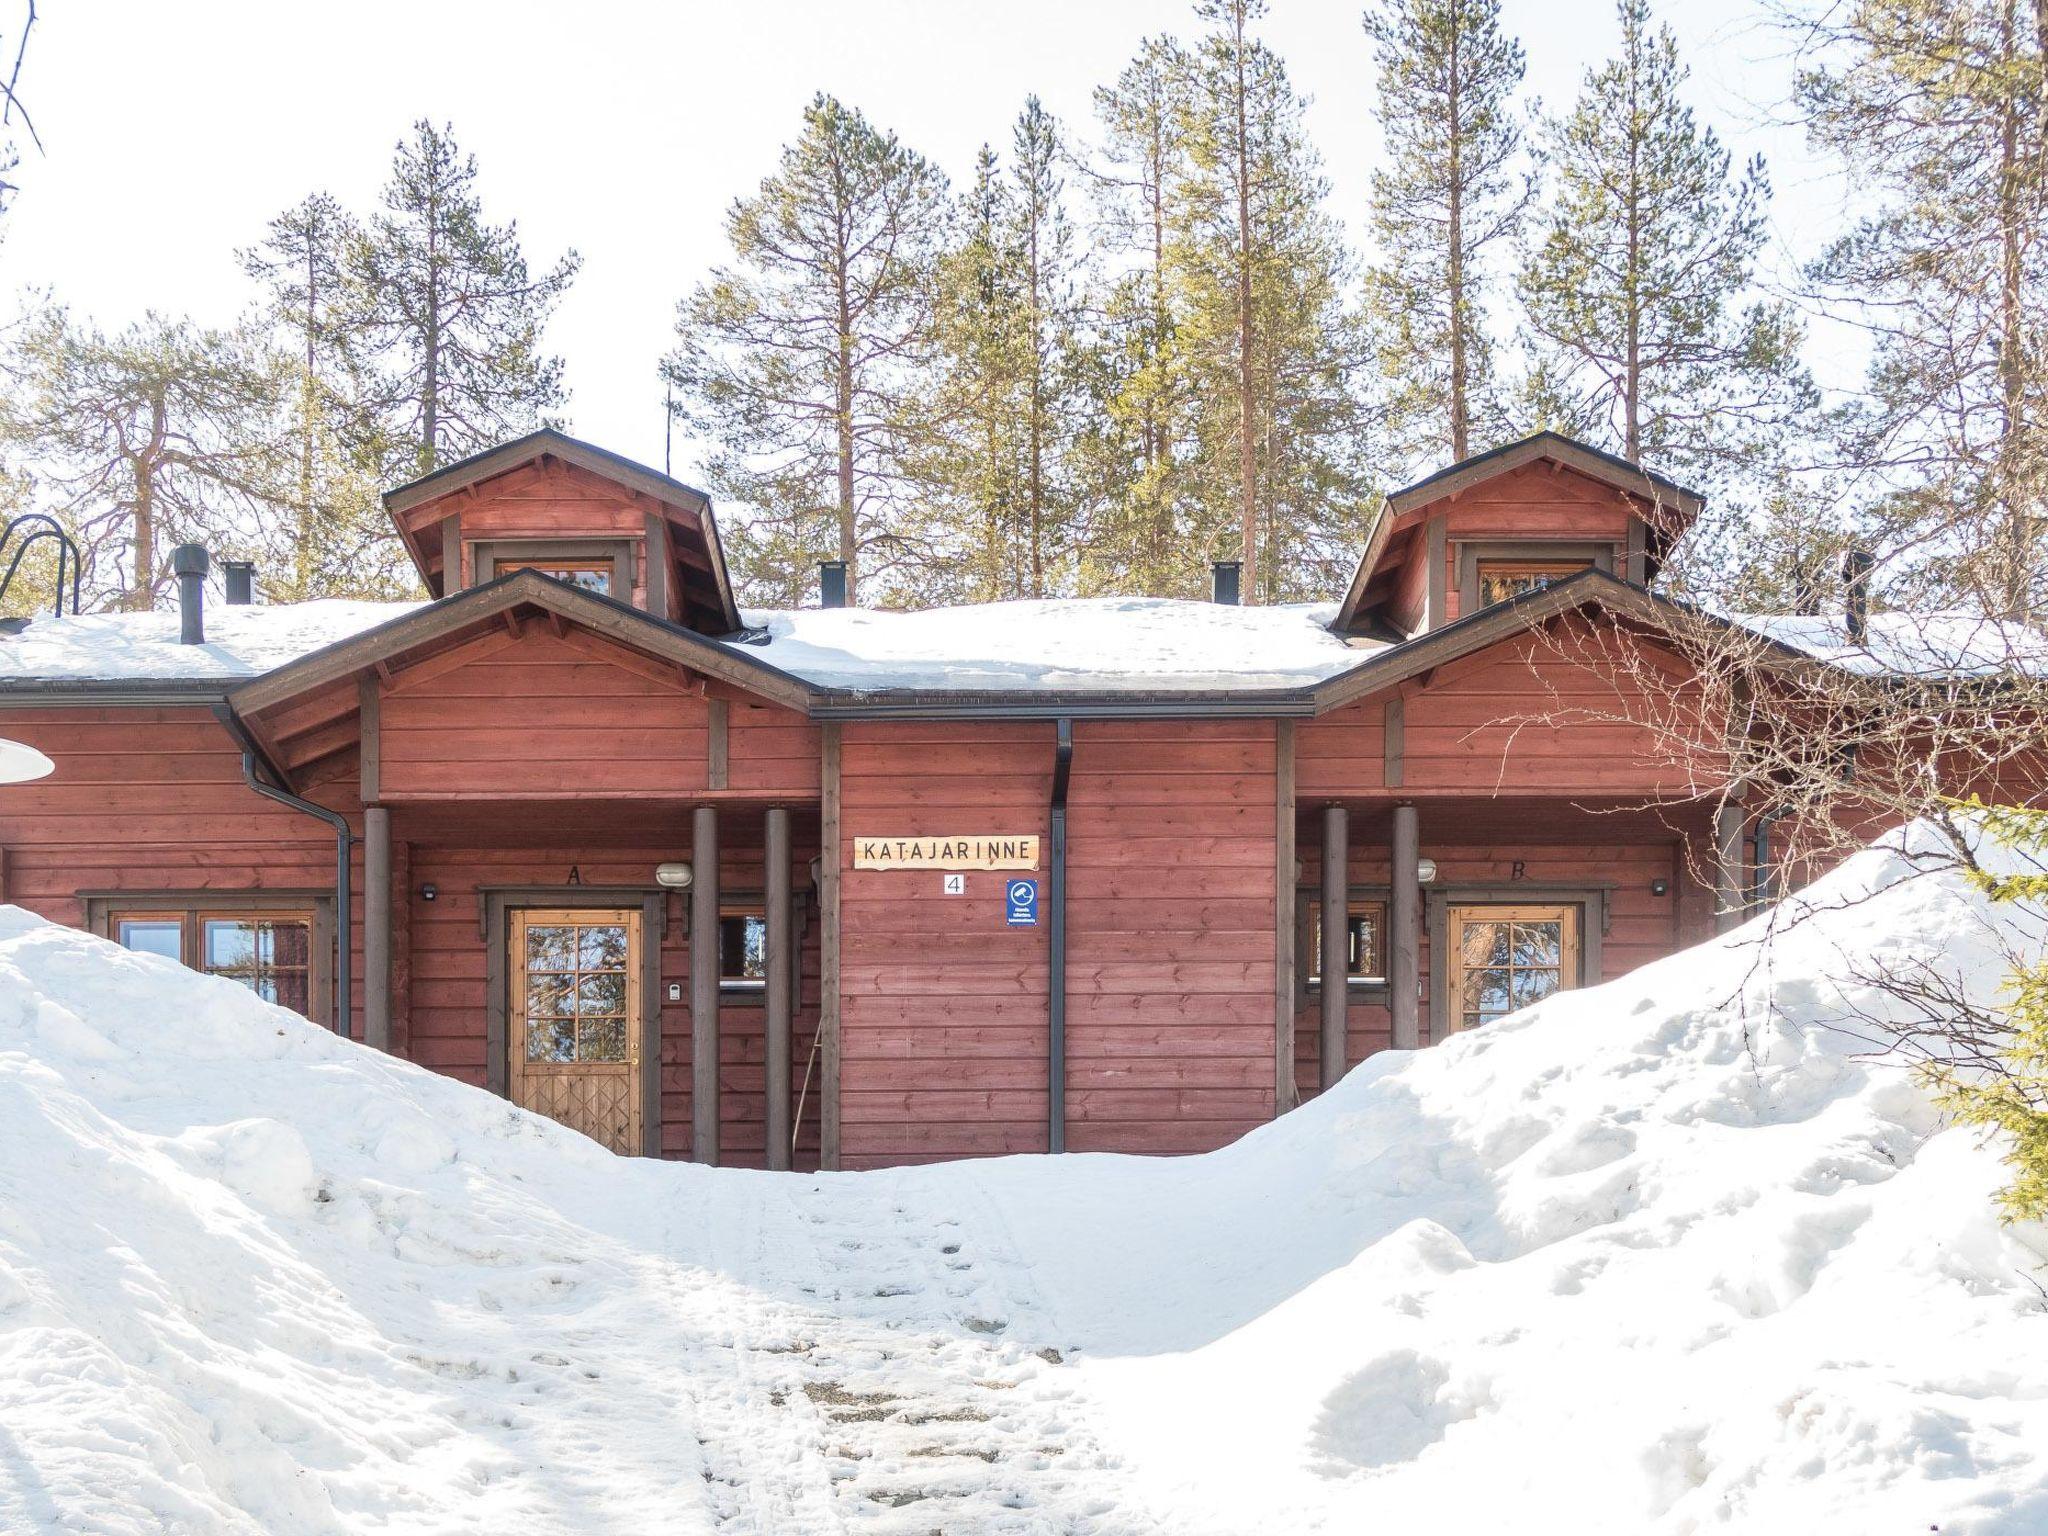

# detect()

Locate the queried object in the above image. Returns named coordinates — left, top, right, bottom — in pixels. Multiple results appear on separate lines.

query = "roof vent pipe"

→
left=171, top=543, right=209, bottom=645
left=819, top=559, right=848, bottom=609
left=1212, top=560, right=1241, bottom=605
left=222, top=559, right=255, bottom=606
left=1841, top=546, right=1874, bottom=646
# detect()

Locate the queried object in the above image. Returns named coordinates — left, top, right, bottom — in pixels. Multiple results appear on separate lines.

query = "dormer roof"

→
left=1332, top=431, right=1706, bottom=636
left=382, top=428, right=744, bottom=635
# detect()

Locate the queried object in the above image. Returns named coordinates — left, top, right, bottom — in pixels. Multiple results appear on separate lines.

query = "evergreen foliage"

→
left=665, top=94, right=951, bottom=607
left=1795, top=0, right=2048, bottom=623
left=1923, top=801, right=2048, bottom=1224
left=1518, top=0, right=1813, bottom=484
left=1363, top=0, right=1529, bottom=469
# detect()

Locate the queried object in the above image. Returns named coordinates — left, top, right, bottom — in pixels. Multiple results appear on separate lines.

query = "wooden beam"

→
left=764, top=806, right=792, bottom=1171
left=1273, top=721, right=1297, bottom=1116
left=644, top=509, right=672, bottom=620
left=503, top=608, right=526, bottom=640
left=707, top=698, right=730, bottom=790
left=363, top=806, right=392, bottom=1051
left=391, top=837, right=412, bottom=1057
left=1390, top=804, right=1422, bottom=1050
left=357, top=675, right=380, bottom=804
left=690, top=804, right=721, bottom=1165
left=1423, top=515, right=1449, bottom=632
left=1319, top=804, right=1348, bottom=1092
left=819, top=724, right=842, bottom=1171
left=439, top=514, right=463, bottom=594
left=1383, top=696, right=1404, bottom=788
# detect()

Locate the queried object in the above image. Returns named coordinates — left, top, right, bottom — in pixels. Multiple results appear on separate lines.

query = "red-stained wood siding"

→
left=404, top=459, right=656, bottom=603
left=837, top=722, right=1054, bottom=1168
left=1065, top=720, right=1278, bottom=1153
left=376, top=625, right=817, bottom=800
left=1303, top=627, right=1713, bottom=800
left=0, top=707, right=340, bottom=925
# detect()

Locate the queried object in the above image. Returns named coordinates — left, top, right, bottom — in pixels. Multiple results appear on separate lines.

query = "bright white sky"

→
left=1, top=0, right=1847, bottom=481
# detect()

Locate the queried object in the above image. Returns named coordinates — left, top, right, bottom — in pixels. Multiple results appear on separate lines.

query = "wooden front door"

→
left=1446, top=904, right=1581, bottom=1032
left=508, top=907, right=644, bottom=1153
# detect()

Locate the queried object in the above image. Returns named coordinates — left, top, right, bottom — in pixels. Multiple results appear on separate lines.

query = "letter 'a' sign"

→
left=853, top=835, right=1039, bottom=871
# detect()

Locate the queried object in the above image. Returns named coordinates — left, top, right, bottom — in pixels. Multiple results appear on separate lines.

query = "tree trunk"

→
left=422, top=186, right=441, bottom=475
left=130, top=396, right=166, bottom=611
left=835, top=215, right=857, bottom=601
left=1446, top=9, right=1469, bottom=462
left=1622, top=29, right=1643, bottom=463
left=1231, top=4, right=1259, bottom=600
left=1027, top=196, right=1045, bottom=600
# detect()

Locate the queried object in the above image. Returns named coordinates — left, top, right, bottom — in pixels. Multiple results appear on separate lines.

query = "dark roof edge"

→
left=0, top=679, right=234, bottom=705
left=1385, top=429, right=1705, bottom=516
left=382, top=427, right=713, bottom=515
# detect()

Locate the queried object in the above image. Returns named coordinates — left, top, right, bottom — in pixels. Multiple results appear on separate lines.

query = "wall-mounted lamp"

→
left=1650, top=878, right=1669, bottom=897
left=419, top=883, right=438, bottom=902
left=655, top=862, right=694, bottom=890
left=1416, top=857, right=1438, bottom=884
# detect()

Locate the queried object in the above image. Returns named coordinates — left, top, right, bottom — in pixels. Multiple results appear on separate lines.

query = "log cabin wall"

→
left=836, top=721, right=1055, bottom=1168
left=1064, top=719, right=1280, bottom=1153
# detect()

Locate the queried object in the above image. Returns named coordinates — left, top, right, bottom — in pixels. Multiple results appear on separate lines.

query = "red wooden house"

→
left=0, top=429, right=1878, bottom=1168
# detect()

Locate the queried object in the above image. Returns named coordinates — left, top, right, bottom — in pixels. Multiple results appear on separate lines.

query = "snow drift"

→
left=1, top=830, right=2045, bottom=1534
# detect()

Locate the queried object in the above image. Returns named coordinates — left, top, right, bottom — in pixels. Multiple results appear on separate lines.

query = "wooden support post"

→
left=1714, top=802, right=1747, bottom=934
left=764, top=805, right=792, bottom=1171
left=690, top=804, right=720, bottom=1165
left=1423, top=516, right=1449, bottom=631
left=363, top=806, right=392, bottom=1051
left=819, top=726, right=842, bottom=1171
left=1273, top=722, right=1298, bottom=1115
left=1319, top=804, right=1348, bottom=1092
left=390, top=837, right=412, bottom=1057
left=706, top=698, right=729, bottom=790
left=1390, top=803, right=1421, bottom=1050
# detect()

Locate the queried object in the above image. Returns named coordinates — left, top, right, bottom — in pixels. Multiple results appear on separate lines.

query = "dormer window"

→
left=494, top=553, right=613, bottom=595
left=1476, top=558, right=1589, bottom=607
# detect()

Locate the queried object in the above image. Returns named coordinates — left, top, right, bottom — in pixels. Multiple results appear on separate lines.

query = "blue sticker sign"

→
left=1005, top=878, right=1039, bottom=927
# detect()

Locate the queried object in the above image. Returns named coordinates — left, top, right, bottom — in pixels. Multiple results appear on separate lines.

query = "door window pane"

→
left=1450, top=906, right=1577, bottom=1030
left=521, top=917, right=632, bottom=1063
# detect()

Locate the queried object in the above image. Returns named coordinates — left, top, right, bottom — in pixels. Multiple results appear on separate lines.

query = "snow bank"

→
left=729, top=596, right=1378, bottom=691
left=1, top=832, right=2045, bottom=1533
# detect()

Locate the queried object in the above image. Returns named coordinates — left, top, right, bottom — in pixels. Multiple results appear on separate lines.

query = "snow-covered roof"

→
left=0, top=600, right=421, bottom=684
left=1735, top=610, right=2048, bottom=679
left=724, top=598, right=1384, bottom=693
left=0, top=591, right=2037, bottom=697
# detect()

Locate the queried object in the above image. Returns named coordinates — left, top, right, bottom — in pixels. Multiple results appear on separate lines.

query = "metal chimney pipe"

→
left=819, top=560, right=848, bottom=609
left=1212, top=560, right=1242, bottom=605
left=222, top=560, right=255, bottom=605
left=1841, top=547, right=1874, bottom=645
left=171, top=543, right=210, bottom=645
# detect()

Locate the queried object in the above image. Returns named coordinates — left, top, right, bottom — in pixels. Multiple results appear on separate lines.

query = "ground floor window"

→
left=108, top=906, right=317, bottom=1014
left=720, top=901, right=768, bottom=992
left=1306, top=897, right=1388, bottom=986
left=1446, top=904, right=1579, bottom=1030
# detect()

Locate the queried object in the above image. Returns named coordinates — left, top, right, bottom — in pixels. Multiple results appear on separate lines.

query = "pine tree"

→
left=1007, top=98, right=1084, bottom=599
left=0, top=309, right=287, bottom=609
left=1795, top=0, right=2048, bottom=621
left=348, top=121, right=581, bottom=479
left=931, top=146, right=1029, bottom=601
left=665, top=94, right=951, bottom=606
left=240, top=193, right=400, bottom=599
left=1181, top=0, right=1376, bottom=602
left=1517, top=0, right=1811, bottom=483
left=1079, top=36, right=1200, bottom=595
left=1363, top=0, right=1529, bottom=468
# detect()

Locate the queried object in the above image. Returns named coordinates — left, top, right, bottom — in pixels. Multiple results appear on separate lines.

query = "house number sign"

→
left=853, top=835, right=1040, bottom=871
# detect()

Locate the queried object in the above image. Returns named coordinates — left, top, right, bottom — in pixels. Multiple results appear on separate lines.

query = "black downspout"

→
left=1048, top=716, right=1073, bottom=1154
left=211, top=702, right=355, bottom=1038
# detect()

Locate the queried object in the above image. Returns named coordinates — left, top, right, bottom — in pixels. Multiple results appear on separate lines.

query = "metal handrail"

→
left=0, top=514, right=82, bottom=616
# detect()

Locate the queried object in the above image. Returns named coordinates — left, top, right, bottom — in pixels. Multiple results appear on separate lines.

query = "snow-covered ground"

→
left=2, top=832, right=2045, bottom=1534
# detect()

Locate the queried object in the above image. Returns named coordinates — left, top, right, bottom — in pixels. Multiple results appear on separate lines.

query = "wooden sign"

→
left=854, top=835, right=1040, bottom=871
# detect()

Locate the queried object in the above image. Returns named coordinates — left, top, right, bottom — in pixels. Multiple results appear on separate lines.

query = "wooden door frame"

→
left=1424, top=886, right=1605, bottom=1044
left=483, top=885, right=666, bottom=1157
